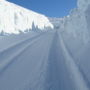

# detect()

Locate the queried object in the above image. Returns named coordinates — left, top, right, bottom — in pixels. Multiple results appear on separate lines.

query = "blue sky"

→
left=7, top=0, right=77, bottom=17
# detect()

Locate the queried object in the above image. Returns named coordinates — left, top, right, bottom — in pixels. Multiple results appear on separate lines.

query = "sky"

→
left=7, top=0, right=77, bottom=17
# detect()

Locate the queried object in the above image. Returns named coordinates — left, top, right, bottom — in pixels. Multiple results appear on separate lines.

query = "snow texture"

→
left=0, top=0, right=90, bottom=90
left=0, top=0, right=53, bottom=34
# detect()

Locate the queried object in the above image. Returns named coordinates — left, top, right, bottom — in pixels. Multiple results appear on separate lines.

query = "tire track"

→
left=58, top=31, right=89, bottom=90
left=0, top=31, right=55, bottom=90
left=0, top=32, right=46, bottom=74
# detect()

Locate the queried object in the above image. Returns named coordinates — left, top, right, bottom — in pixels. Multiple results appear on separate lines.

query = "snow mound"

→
left=0, top=0, right=53, bottom=34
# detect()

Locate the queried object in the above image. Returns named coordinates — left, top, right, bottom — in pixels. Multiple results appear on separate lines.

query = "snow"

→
left=0, top=0, right=90, bottom=90
left=58, top=32, right=89, bottom=90
left=0, top=0, right=53, bottom=34
left=77, top=0, right=90, bottom=11
left=0, top=29, right=90, bottom=90
left=50, top=0, right=90, bottom=45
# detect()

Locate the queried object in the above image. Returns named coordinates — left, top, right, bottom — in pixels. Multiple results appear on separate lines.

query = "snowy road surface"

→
left=0, top=31, right=90, bottom=90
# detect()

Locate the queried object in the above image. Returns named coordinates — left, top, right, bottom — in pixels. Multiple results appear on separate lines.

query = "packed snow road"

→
left=0, top=31, right=89, bottom=90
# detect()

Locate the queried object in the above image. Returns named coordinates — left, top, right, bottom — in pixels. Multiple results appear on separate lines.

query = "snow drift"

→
left=0, top=0, right=53, bottom=34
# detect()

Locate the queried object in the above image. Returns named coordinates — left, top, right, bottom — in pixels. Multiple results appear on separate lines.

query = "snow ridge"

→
left=0, top=0, right=53, bottom=34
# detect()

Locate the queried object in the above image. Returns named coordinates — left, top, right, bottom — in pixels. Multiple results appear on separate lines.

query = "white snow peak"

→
left=0, top=0, right=53, bottom=34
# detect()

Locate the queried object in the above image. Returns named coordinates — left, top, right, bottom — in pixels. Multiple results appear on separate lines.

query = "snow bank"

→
left=0, top=0, right=53, bottom=34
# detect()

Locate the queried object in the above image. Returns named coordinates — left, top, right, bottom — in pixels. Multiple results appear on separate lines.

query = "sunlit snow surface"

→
left=0, top=0, right=53, bottom=34
left=0, top=0, right=90, bottom=90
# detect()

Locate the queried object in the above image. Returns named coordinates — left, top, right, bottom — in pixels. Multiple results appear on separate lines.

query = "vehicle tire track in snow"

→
left=0, top=32, right=46, bottom=74
left=0, top=32, right=43, bottom=60
left=0, top=30, right=89, bottom=90
left=20, top=32, right=55, bottom=90
left=62, top=38, right=90, bottom=88
left=0, top=31, right=40, bottom=52
left=45, top=31, right=76, bottom=90
left=0, top=31, right=55, bottom=90
left=58, top=31, right=89, bottom=90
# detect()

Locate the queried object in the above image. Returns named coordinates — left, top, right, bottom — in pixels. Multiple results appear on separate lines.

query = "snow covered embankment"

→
left=0, top=0, right=53, bottom=34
